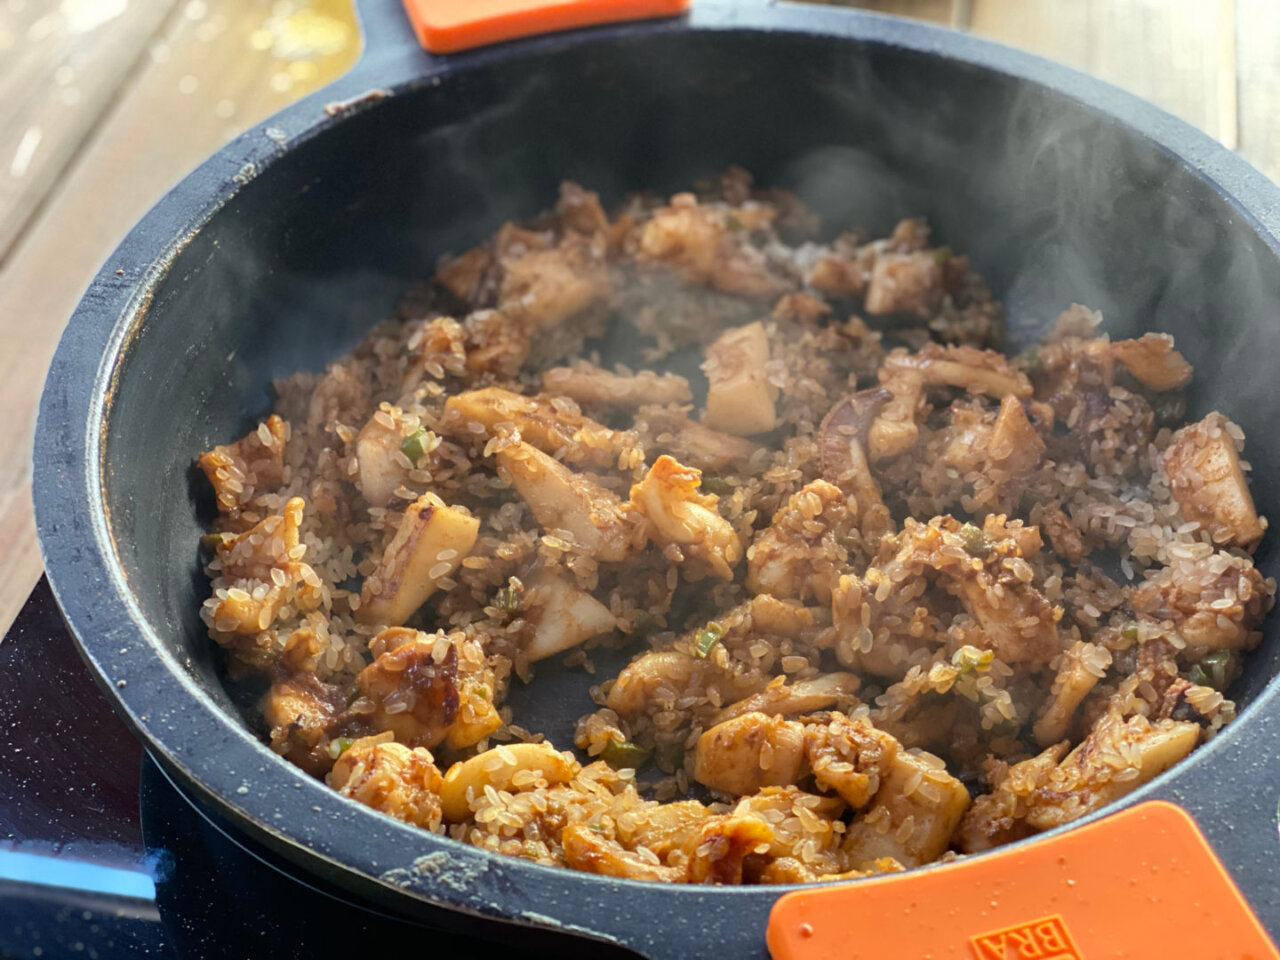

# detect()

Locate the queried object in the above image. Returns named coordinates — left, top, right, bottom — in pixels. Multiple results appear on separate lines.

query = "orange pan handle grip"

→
left=401, top=0, right=691, bottom=54
left=767, top=801, right=1278, bottom=960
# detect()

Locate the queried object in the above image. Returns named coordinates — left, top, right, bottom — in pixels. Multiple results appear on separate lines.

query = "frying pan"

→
left=32, top=0, right=1280, bottom=956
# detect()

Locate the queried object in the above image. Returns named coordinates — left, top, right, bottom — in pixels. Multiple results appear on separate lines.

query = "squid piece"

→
left=353, top=635, right=460, bottom=749
left=495, top=441, right=635, bottom=563
left=442, top=387, right=630, bottom=469
left=439, top=742, right=579, bottom=822
left=1023, top=712, right=1199, bottom=831
left=636, top=405, right=762, bottom=472
left=198, top=414, right=288, bottom=518
left=629, top=455, right=743, bottom=580
left=840, top=749, right=971, bottom=868
left=702, top=321, right=779, bottom=436
left=541, top=361, right=692, bottom=409
left=327, top=735, right=445, bottom=831
left=1110, top=333, right=1193, bottom=391
left=638, top=192, right=789, bottom=297
left=1032, top=641, right=1112, bottom=747
left=519, top=567, right=618, bottom=662
left=693, top=712, right=807, bottom=796
left=356, top=493, right=479, bottom=626
left=1163, top=412, right=1265, bottom=548
left=713, top=673, right=861, bottom=726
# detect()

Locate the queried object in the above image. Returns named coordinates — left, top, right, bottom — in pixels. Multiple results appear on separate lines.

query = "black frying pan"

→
left=32, top=1, right=1280, bottom=956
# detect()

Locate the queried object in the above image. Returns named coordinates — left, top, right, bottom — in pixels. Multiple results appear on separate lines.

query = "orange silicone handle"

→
left=401, top=0, right=691, bottom=54
left=767, top=801, right=1277, bottom=960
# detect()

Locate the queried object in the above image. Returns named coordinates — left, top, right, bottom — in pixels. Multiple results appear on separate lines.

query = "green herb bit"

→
left=495, top=581, right=523, bottom=614
left=1188, top=665, right=1210, bottom=688
left=725, top=213, right=744, bottom=232
left=601, top=738, right=651, bottom=771
left=959, top=523, right=991, bottom=557
left=1200, top=650, right=1231, bottom=690
left=328, top=736, right=356, bottom=759
left=694, top=622, right=726, bottom=658
left=952, top=645, right=995, bottom=674
left=932, top=245, right=953, bottom=264
left=401, top=427, right=429, bottom=465
left=1120, top=621, right=1140, bottom=642
left=701, top=475, right=734, bottom=496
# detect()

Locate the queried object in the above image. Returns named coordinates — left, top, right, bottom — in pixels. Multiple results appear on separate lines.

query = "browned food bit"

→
left=712, top=673, right=861, bottom=726
left=327, top=734, right=445, bottom=831
left=864, top=251, right=944, bottom=316
left=988, top=394, right=1046, bottom=476
left=356, top=493, right=479, bottom=626
left=817, top=389, right=892, bottom=531
left=1163, top=412, right=1265, bottom=548
left=556, top=180, right=609, bottom=237
left=746, top=480, right=864, bottom=604
left=954, top=742, right=1068, bottom=853
left=883, top=343, right=1033, bottom=399
left=497, top=230, right=611, bottom=330
left=541, top=361, right=692, bottom=409
left=1130, top=551, right=1270, bottom=650
left=439, top=742, right=578, bottom=822
left=803, top=712, right=899, bottom=809
left=262, top=630, right=347, bottom=776
left=352, top=635, right=460, bottom=750
left=1022, top=711, right=1199, bottom=831
left=693, top=712, right=807, bottom=795
left=204, top=497, right=323, bottom=649
left=629, top=455, right=743, bottom=581
left=637, top=192, right=792, bottom=297
left=702, top=321, right=779, bottom=436
left=1110, top=333, right=1193, bottom=391
left=197, top=414, right=289, bottom=520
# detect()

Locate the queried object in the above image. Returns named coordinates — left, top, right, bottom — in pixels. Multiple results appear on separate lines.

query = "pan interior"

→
left=99, top=30, right=1280, bottom=768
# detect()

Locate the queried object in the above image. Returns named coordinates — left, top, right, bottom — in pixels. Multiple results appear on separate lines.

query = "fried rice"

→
left=195, top=167, right=1274, bottom=884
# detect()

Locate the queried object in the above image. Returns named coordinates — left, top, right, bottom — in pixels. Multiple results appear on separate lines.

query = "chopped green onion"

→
left=725, top=213, right=744, bottom=232
left=959, top=523, right=990, bottom=557
left=952, top=645, right=994, bottom=674
left=494, top=579, right=523, bottom=614
left=932, top=245, right=953, bottom=264
left=401, top=427, right=429, bottom=465
left=1200, top=651, right=1231, bottom=690
left=1120, top=621, right=1140, bottom=642
left=1188, top=665, right=1209, bottom=688
left=694, top=622, right=725, bottom=658
left=328, top=736, right=356, bottom=759
left=601, top=738, right=651, bottom=770
left=200, top=532, right=229, bottom=551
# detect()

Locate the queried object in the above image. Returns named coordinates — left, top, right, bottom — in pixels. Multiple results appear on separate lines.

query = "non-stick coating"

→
left=34, top=2, right=1280, bottom=955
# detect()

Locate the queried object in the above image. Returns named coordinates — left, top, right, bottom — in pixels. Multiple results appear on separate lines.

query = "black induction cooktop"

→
left=0, top=579, right=567, bottom=960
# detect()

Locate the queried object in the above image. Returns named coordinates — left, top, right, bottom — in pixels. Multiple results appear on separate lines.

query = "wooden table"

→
left=1, top=0, right=1277, bottom=636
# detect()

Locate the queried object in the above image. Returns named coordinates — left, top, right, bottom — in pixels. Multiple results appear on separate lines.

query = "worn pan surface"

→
left=33, top=1, right=1280, bottom=955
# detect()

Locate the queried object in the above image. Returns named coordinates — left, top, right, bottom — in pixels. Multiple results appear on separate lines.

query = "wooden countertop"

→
left=1, top=0, right=1277, bottom=636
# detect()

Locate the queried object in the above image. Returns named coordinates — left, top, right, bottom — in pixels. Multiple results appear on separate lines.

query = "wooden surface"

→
left=0, top=0, right=1278, bottom=637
